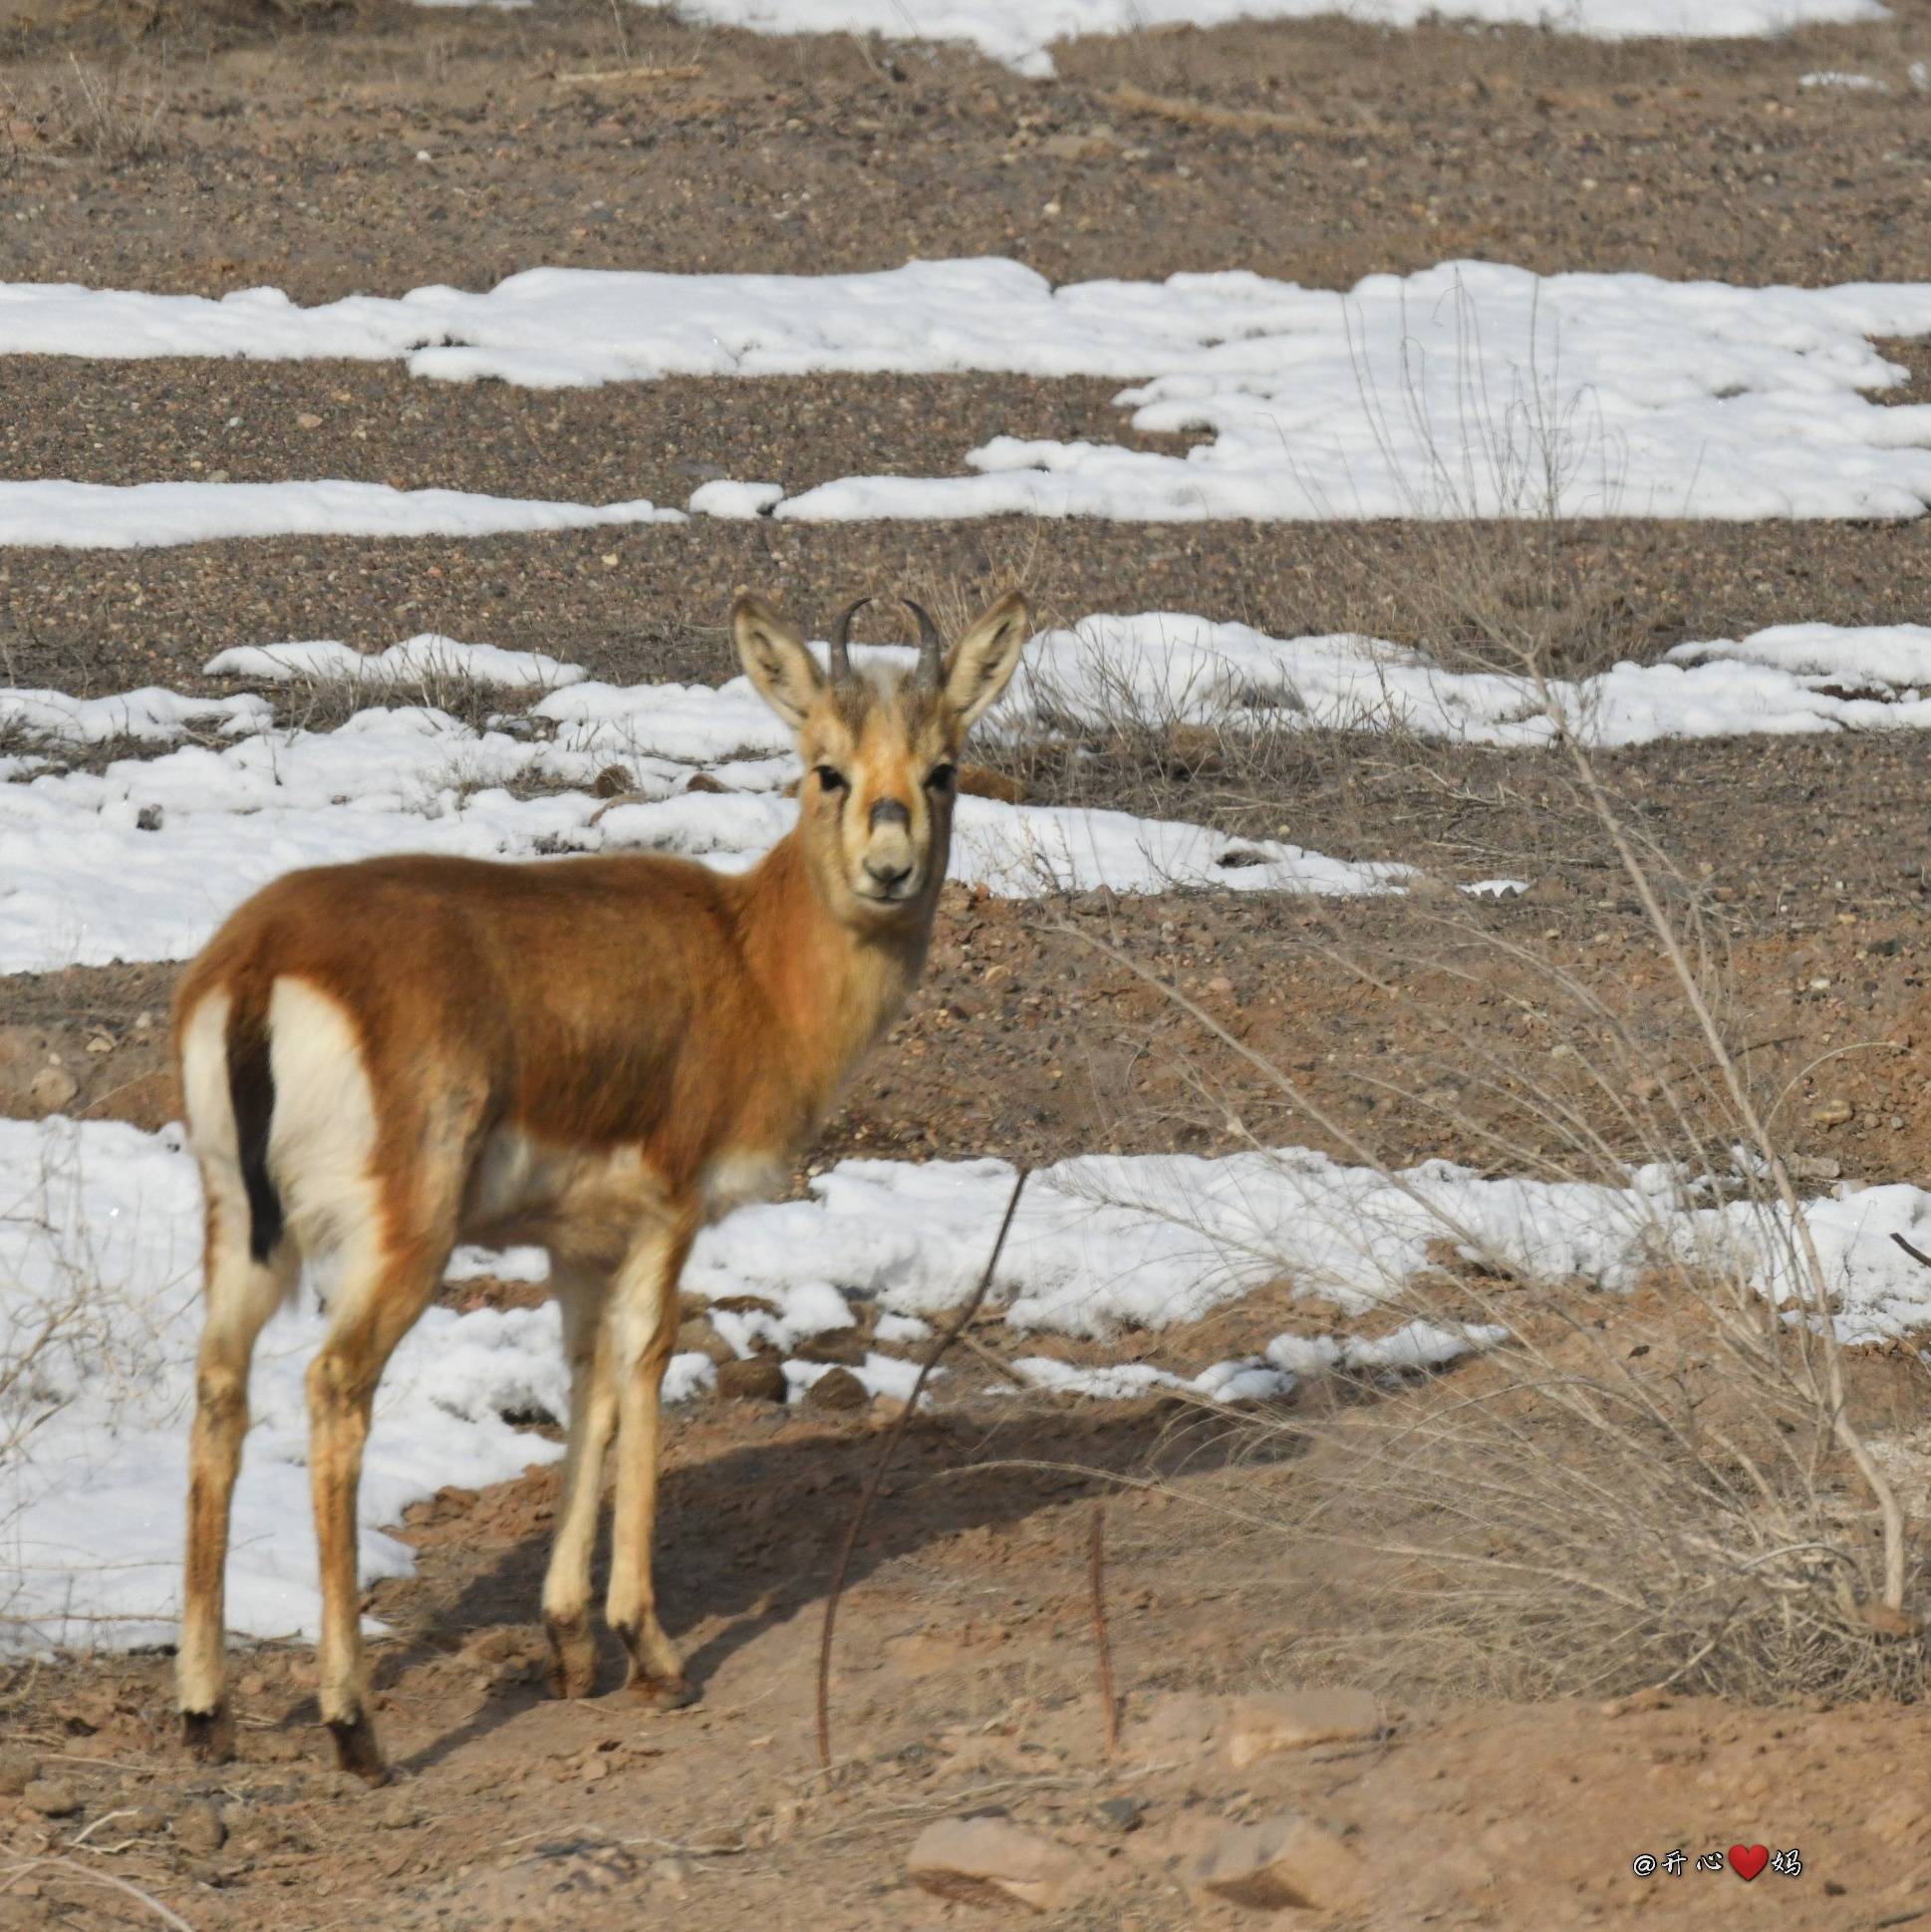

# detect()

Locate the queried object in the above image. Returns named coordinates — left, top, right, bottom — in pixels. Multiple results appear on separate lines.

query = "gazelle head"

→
left=732, top=589, right=1030, bottom=929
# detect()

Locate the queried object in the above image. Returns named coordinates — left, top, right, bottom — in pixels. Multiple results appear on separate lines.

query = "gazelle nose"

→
left=865, top=855, right=913, bottom=890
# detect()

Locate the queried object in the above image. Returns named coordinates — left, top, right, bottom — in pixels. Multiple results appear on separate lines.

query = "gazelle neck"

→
left=731, top=830, right=935, bottom=1129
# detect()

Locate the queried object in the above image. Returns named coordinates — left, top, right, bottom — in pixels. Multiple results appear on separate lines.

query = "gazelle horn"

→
left=902, top=600, right=946, bottom=687
left=828, top=597, right=872, bottom=683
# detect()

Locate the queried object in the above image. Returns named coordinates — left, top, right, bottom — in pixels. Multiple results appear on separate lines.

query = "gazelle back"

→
left=172, top=589, right=1030, bottom=1780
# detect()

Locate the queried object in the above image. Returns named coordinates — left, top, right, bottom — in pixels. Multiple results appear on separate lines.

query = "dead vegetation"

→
left=1054, top=650, right=1931, bottom=1708
left=2, top=55, right=170, bottom=163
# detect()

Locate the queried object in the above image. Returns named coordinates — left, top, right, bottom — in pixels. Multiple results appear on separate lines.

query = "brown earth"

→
left=8, top=1375, right=1931, bottom=1931
left=9, top=1, right=1931, bottom=1928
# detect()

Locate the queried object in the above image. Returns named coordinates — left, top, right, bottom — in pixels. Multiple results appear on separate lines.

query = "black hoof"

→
left=326, top=1712, right=391, bottom=1786
left=628, top=1669, right=695, bottom=1711
left=544, top=1612, right=598, bottom=1700
left=181, top=1705, right=234, bottom=1765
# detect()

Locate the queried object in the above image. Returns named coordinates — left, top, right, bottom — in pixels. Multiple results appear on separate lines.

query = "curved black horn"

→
left=828, top=597, right=871, bottom=683
left=902, top=600, right=946, bottom=687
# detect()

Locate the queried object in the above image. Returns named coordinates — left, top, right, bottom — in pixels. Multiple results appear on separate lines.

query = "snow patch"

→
left=0, top=479, right=681, bottom=550
left=7, top=261, right=1931, bottom=522
left=646, top=0, right=1888, bottom=77
left=203, top=635, right=586, bottom=690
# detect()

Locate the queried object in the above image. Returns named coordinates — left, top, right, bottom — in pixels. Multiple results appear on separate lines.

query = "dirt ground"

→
left=8, top=1, right=1931, bottom=1928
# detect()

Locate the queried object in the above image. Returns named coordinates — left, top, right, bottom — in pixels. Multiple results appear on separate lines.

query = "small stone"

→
left=1788, top=1155, right=1841, bottom=1183
left=1870, top=1791, right=1929, bottom=1845
left=126, top=1804, right=172, bottom=1834
left=29, top=1065, right=78, bottom=1111
left=461, top=1625, right=525, bottom=1664
left=137, top=804, right=163, bottom=832
left=793, top=1332, right=866, bottom=1368
left=1225, top=1688, right=1382, bottom=1769
left=674, top=1317, right=734, bottom=1367
left=592, top=764, right=633, bottom=799
left=683, top=772, right=727, bottom=794
left=652, top=1856, right=690, bottom=1892
left=1809, top=1098, right=1854, bottom=1129
left=804, top=1366, right=868, bottom=1413
left=85, top=1033, right=114, bottom=1055
left=1131, top=1691, right=1220, bottom=1760
left=377, top=1794, right=426, bottom=1829
left=23, top=1779, right=81, bottom=1818
left=716, top=1357, right=787, bottom=1403
left=295, top=412, right=324, bottom=430
left=1191, top=1812, right=1365, bottom=1912
left=908, top=1816, right=1091, bottom=1912
left=1095, top=1795, right=1145, bottom=1833
left=171, top=1798, right=226, bottom=1855
left=1207, top=975, right=1235, bottom=993
left=0, top=1751, right=40, bottom=1796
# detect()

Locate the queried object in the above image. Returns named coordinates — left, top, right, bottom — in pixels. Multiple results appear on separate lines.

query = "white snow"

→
left=1799, top=69, right=1884, bottom=89
left=202, top=635, right=587, bottom=691
left=0, top=687, right=269, bottom=748
left=781, top=260, right=1931, bottom=521
left=0, top=479, right=681, bottom=550
left=682, top=1146, right=1931, bottom=1352
left=14, top=610, right=1931, bottom=972
left=7, top=261, right=1931, bottom=521
left=0, top=658, right=1406, bottom=973
left=689, top=479, right=784, bottom=518
left=0, top=1119, right=571, bottom=1652
left=1011, top=614, right=1931, bottom=747
left=14, top=1118, right=1931, bottom=1649
left=645, top=0, right=1888, bottom=78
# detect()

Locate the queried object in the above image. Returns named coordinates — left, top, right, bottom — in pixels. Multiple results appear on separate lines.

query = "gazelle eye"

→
left=815, top=764, right=848, bottom=793
left=926, top=763, right=957, bottom=792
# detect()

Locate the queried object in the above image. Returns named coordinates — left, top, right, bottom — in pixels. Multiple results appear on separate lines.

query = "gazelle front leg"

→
left=605, top=1214, right=696, bottom=1706
left=540, top=1266, right=619, bottom=1699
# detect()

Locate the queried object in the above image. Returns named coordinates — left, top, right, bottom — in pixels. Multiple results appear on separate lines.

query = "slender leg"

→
left=604, top=1216, right=696, bottom=1705
left=306, top=1236, right=446, bottom=1782
left=178, top=1193, right=297, bottom=1762
left=540, top=1266, right=617, bottom=1698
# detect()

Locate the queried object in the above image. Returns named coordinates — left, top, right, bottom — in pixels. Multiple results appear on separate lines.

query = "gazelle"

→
left=172, top=589, right=1029, bottom=1781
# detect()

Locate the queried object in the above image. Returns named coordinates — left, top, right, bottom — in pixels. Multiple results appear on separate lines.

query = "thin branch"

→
left=1089, top=1502, right=1119, bottom=1757
left=815, top=1169, right=1028, bottom=1772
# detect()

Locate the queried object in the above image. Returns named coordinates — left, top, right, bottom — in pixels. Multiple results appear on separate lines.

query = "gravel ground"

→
left=8, top=8, right=1931, bottom=1931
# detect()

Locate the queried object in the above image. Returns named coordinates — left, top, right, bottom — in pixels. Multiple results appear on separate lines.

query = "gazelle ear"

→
left=733, top=594, right=825, bottom=732
left=942, top=590, right=1030, bottom=732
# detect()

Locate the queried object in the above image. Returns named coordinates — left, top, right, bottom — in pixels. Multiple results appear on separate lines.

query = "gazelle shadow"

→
left=388, top=1395, right=1281, bottom=1775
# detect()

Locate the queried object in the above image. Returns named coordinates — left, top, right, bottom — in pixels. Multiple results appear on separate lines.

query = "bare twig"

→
left=1089, top=1503, right=1119, bottom=1757
left=0, top=1857, right=198, bottom=1930
left=1891, top=1232, right=1931, bottom=1273
left=555, top=64, right=704, bottom=84
left=815, top=1169, right=1029, bottom=1772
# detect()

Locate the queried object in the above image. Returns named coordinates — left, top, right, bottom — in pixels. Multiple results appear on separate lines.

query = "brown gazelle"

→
left=172, top=589, right=1029, bottom=1780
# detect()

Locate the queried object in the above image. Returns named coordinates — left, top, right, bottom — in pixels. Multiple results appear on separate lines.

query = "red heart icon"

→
left=1729, top=1844, right=1770, bottom=1882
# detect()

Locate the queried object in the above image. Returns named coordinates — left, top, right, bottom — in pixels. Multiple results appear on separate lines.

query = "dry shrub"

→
left=3, top=53, right=170, bottom=161
left=1055, top=680, right=1927, bottom=1705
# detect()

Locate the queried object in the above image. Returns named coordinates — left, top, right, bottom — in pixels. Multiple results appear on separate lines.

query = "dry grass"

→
left=1031, top=576, right=1929, bottom=1705
left=4, top=55, right=170, bottom=162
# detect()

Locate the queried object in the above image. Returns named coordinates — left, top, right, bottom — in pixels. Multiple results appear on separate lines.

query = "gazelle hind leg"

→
left=178, top=1189, right=296, bottom=1762
left=540, top=1266, right=617, bottom=1699
left=605, top=1217, right=696, bottom=1707
left=306, top=1233, right=450, bottom=1782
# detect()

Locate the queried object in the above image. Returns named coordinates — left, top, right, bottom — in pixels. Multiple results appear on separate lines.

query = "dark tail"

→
left=225, top=996, right=284, bottom=1263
